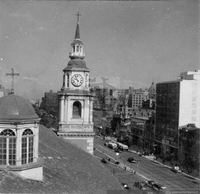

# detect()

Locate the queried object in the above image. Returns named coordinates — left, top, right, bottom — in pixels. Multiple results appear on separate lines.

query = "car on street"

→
left=107, top=142, right=118, bottom=149
left=154, top=183, right=167, bottom=190
left=127, top=157, right=137, bottom=163
left=101, top=158, right=107, bottom=164
left=122, top=182, right=131, bottom=191
left=146, top=180, right=166, bottom=190
left=104, top=141, right=109, bottom=146
left=146, top=180, right=156, bottom=188
left=134, top=181, right=148, bottom=190
left=171, top=165, right=181, bottom=174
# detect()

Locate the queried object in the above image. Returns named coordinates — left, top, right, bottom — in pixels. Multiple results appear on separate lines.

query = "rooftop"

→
left=64, top=58, right=89, bottom=72
left=0, top=125, right=122, bottom=193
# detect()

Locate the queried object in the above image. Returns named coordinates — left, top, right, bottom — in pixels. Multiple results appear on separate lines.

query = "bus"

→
left=107, top=142, right=118, bottom=149
left=117, top=142, right=129, bottom=151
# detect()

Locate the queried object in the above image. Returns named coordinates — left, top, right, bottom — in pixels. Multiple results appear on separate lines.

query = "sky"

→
left=0, top=0, right=199, bottom=99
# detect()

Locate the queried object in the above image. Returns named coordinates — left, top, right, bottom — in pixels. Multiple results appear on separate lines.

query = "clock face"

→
left=71, top=74, right=84, bottom=87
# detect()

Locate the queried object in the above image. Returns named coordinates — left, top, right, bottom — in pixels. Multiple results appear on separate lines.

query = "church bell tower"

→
left=58, top=12, right=94, bottom=154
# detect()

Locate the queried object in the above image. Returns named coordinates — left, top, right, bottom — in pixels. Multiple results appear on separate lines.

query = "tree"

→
left=179, top=127, right=200, bottom=176
left=32, top=103, right=59, bottom=129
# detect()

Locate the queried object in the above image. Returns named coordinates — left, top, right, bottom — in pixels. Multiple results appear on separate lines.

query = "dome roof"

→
left=0, top=94, right=39, bottom=122
left=64, top=58, right=90, bottom=72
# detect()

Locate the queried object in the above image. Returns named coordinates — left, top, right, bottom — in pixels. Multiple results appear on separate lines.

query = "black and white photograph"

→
left=0, top=0, right=199, bottom=193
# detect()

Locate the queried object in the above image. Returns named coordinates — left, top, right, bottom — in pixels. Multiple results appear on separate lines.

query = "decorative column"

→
left=89, top=97, right=93, bottom=125
left=16, top=126, right=21, bottom=166
left=85, top=73, right=88, bottom=88
left=62, top=74, right=65, bottom=88
left=34, top=125, right=39, bottom=163
left=59, top=96, right=65, bottom=123
left=64, top=97, right=68, bottom=123
left=82, top=100, right=84, bottom=121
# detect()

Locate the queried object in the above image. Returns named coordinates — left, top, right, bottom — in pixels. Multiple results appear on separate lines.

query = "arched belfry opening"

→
left=73, top=101, right=82, bottom=118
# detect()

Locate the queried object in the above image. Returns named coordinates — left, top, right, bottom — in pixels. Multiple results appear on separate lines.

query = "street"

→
left=94, top=136, right=200, bottom=191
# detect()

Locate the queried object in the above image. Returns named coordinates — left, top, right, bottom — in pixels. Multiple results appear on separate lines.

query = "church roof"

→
left=0, top=94, right=39, bottom=122
left=0, top=125, right=122, bottom=193
left=64, top=58, right=89, bottom=72
left=71, top=39, right=83, bottom=46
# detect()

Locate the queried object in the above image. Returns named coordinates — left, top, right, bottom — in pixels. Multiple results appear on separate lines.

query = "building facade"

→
left=128, top=88, right=148, bottom=109
left=142, top=82, right=156, bottom=109
left=130, top=109, right=155, bottom=151
left=0, top=84, right=10, bottom=98
left=58, top=14, right=94, bottom=154
left=155, top=70, right=200, bottom=159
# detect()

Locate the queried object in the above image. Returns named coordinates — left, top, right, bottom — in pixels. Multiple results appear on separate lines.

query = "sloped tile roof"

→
left=64, top=59, right=89, bottom=72
left=0, top=94, right=39, bottom=122
left=0, top=125, right=122, bottom=193
left=71, top=39, right=84, bottom=46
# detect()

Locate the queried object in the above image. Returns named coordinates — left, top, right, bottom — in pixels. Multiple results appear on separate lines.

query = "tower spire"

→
left=69, top=12, right=85, bottom=59
left=74, top=23, right=80, bottom=40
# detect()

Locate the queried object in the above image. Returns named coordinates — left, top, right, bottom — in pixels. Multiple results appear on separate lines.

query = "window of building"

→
left=0, top=129, right=16, bottom=165
left=22, top=129, right=34, bottom=164
left=67, top=74, right=69, bottom=87
left=73, top=101, right=82, bottom=118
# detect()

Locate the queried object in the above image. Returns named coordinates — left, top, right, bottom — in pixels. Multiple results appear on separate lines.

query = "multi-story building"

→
left=142, top=82, right=156, bottom=109
left=128, top=88, right=148, bottom=109
left=0, top=84, right=10, bottom=98
left=116, top=89, right=129, bottom=97
left=155, top=70, right=200, bottom=160
left=130, top=109, right=155, bottom=151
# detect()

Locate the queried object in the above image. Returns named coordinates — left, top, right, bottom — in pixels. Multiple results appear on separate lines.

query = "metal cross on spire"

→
left=6, top=68, right=19, bottom=94
left=76, top=12, right=81, bottom=23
